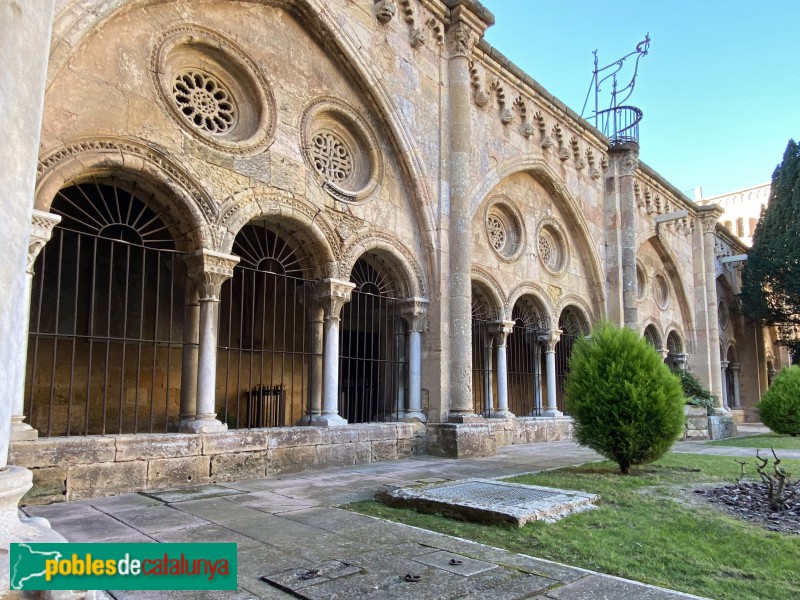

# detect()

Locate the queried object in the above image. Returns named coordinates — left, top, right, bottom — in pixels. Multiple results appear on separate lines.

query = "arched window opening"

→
left=26, top=180, right=185, bottom=436
left=217, top=221, right=314, bottom=428
left=665, top=331, right=684, bottom=370
left=339, top=254, right=404, bottom=424
left=555, top=306, right=588, bottom=413
left=507, top=297, right=547, bottom=417
left=471, top=285, right=495, bottom=415
left=643, top=325, right=662, bottom=350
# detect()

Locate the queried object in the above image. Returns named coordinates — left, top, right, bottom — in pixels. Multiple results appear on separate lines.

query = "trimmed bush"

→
left=758, top=365, right=800, bottom=436
left=565, top=321, right=685, bottom=474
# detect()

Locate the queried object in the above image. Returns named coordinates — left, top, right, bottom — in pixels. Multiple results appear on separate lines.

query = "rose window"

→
left=487, top=215, right=506, bottom=251
left=311, top=132, right=353, bottom=183
left=654, top=274, right=670, bottom=309
left=538, top=235, right=552, bottom=265
left=172, top=71, right=236, bottom=134
left=537, top=224, right=567, bottom=273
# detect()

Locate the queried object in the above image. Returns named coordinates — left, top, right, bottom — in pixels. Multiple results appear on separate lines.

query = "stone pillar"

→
left=446, top=7, right=489, bottom=422
left=314, top=278, right=354, bottom=426
left=673, top=353, right=688, bottom=371
left=658, top=348, right=670, bottom=363
left=179, top=279, right=200, bottom=428
left=401, top=298, right=428, bottom=422
left=298, top=283, right=324, bottom=424
left=534, top=342, right=544, bottom=415
left=720, top=360, right=730, bottom=410
left=1, top=1, right=79, bottom=593
left=539, top=331, right=562, bottom=417
left=699, top=205, right=725, bottom=410
left=731, top=363, right=741, bottom=408
left=181, top=249, right=239, bottom=433
left=489, top=320, right=515, bottom=419
left=11, top=210, right=61, bottom=440
left=610, top=144, right=640, bottom=331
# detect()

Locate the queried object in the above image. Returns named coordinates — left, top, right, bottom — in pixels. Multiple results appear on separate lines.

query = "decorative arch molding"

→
left=555, top=295, right=595, bottom=330
left=505, top=282, right=555, bottom=330
left=640, top=317, right=665, bottom=348
left=47, top=0, right=439, bottom=293
left=470, top=266, right=506, bottom=321
left=216, top=187, right=339, bottom=279
left=665, top=323, right=686, bottom=351
left=36, top=137, right=213, bottom=249
left=341, top=232, right=426, bottom=299
left=470, top=155, right=605, bottom=313
left=639, top=233, right=696, bottom=347
left=725, top=340, right=738, bottom=362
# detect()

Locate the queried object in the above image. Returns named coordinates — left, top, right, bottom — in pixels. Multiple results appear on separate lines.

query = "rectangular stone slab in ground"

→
left=376, top=478, right=598, bottom=527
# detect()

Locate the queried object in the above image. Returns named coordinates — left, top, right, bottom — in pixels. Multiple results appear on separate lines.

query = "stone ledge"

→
left=116, top=433, right=201, bottom=461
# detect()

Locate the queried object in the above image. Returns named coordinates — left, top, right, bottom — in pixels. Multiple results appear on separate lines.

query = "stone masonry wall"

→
left=10, top=422, right=426, bottom=505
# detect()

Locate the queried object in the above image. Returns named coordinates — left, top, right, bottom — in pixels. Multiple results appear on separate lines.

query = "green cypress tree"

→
left=741, top=140, right=800, bottom=361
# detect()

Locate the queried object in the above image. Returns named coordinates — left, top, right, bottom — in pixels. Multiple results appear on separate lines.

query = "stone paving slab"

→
left=143, top=484, right=248, bottom=503
left=412, top=550, right=499, bottom=576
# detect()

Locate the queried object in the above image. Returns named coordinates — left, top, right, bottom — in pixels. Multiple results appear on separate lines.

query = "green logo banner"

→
left=10, top=543, right=237, bottom=590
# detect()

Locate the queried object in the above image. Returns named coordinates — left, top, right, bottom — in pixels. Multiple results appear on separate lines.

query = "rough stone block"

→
left=359, top=424, right=398, bottom=442
left=319, top=427, right=359, bottom=445
left=211, top=452, right=269, bottom=482
left=314, top=443, right=356, bottom=470
left=395, top=422, right=414, bottom=439
left=115, top=433, right=201, bottom=461
left=147, top=456, right=211, bottom=489
left=410, top=422, right=427, bottom=438
left=269, top=427, right=322, bottom=449
left=397, top=439, right=412, bottom=458
left=708, top=415, right=737, bottom=440
left=67, top=461, right=148, bottom=500
left=203, top=430, right=271, bottom=455
left=371, top=440, right=398, bottom=462
left=354, top=441, right=372, bottom=464
left=427, top=423, right=497, bottom=458
left=270, top=445, right=315, bottom=475
left=10, top=436, right=116, bottom=468
left=21, top=467, right=67, bottom=506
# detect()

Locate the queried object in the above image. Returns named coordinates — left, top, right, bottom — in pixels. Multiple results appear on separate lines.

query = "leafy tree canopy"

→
left=741, top=139, right=800, bottom=360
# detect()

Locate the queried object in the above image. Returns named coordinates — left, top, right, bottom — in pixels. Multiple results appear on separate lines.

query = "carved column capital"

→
left=672, top=352, right=688, bottom=370
left=730, top=362, right=740, bottom=373
left=720, top=360, right=730, bottom=370
left=446, top=19, right=478, bottom=57
left=401, top=297, right=428, bottom=332
left=488, top=320, right=515, bottom=346
left=315, top=278, right=355, bottom=319
left=27, top=209, right=61, bottom=275
left=698, top=205, right=724, bottom=234
left=185, top=249, right=240, bottom=302
left=538, top=329, right=562, bottom=352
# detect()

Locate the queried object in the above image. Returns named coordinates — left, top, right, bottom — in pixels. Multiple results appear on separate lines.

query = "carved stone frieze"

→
left=185, top=249, right=240, bottom=301
left=27, top=210, right=62, bottom=275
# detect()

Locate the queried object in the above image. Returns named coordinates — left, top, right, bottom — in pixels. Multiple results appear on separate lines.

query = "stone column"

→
left=699, top=205, right=725, bottom=410
left=658, top=348, right=670, bottom=363
left=401, top=298, right=428, bottom=422
left=179, top=279, right=200, bottom=428
left=11, top=210, right=61, bottom=440
left=1, top=1, right=77, bottom=592
left=482, top=334, right=494, bottom=415
left=181, top=249, right=239, bottom=433
left=445, top=8, right=488, bottom=422
left=534, top=342, right=544, bottom=415
left=731, top=363, right=741, bottom=408
left=539, top=331, right=562, bottom=417
left=298, top=283, right=324, bottom=424
left=610, top=144, right=640, bottom=330
left=720, top=360, right=730, bottom=409
left=673, top=353, right=688, bottom=371
left=489, top=320, right=515, bottom=419
left=313, top=278, right=354, bottom=426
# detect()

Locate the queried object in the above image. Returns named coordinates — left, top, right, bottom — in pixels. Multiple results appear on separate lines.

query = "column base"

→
left=489, top=410, right=515, bottom=419
left=427, top=423, right=497, bottom=458
left=0, top=466, right=76, bottom=593
left=298, top=413, right=321, bottom=426
left=542, top=409, right=563, bottom=417
left=180, top=418, right=227, bottom=433
left=447, top=411, right=484, bottom=423
left=399, top=411, right=427, bottom=423
left=9, top=418, right=38, bottom=441
left=310, top=413, right=348, bottom=427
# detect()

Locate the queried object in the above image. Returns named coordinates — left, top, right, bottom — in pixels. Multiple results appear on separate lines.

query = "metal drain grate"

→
left=423, top=481, right=560, bottom=507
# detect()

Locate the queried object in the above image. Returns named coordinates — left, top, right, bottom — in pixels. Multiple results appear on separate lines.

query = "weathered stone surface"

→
left=319, top=427, right=359, bottom=445
left=271, top=445, right=316, bottom=475
left=202, top=430, right=271, bottom=455
left=315, top=443, right=357, bottom=470
left=9, top=436, right=115, bottom=468
left=371, top=440, right=398, bottom=462
left=115, top=433, right=201, bottom=461
left=354, top=441, right=372, bottom=464
left=147, top=456, right=211, bottom=489
left=21, top=467, right=67, bottom=506
left=66, top=461, right=148, bottom=500
left=268, top=428, right=323, bottom=449
left=427, top=423, right=497, bottom=458
left=708, top=415, right=737, bottom=440
left=357, top=424, right=398, bottom=442
left=211, top=452, right=269, bottom=482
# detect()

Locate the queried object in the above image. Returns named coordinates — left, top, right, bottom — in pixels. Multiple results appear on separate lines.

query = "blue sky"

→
left=481, top=1, right=800, bottom=198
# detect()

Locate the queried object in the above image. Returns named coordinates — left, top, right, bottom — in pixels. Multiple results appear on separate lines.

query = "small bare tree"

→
left=755, top=448, right=797, bottom=512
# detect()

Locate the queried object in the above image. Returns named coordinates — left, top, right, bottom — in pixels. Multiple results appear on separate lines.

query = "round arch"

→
left=556, top=295, right=596, bottom=330
left=642, top=321, right=664, bottom=349
left=341, top=233, right=425, bottom=299
left=665, top=326, right=685, bottom=354
left=506, top=283, right=555, bottom=330
left=471, top=267, right=506, bottom=321
left=558, top=305, right=590, bottom=337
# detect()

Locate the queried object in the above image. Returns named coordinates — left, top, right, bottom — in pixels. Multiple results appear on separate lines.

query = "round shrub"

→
left=565, top=321, right=685, bottom=474
left=757, top=365, right=800, bottom=436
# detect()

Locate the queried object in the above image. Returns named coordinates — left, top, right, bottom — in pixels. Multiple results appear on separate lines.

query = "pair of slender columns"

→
left=719, top=361, right=741, bottom=409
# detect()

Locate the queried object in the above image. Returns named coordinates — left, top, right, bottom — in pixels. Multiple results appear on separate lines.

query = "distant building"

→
left=695, top=183, right=771, bottom=246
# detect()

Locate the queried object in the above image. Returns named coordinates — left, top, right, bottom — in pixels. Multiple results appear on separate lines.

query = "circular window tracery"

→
left=311, top=132, right=353, bottom=183
left=719, top=301, right=729, bottom=330
left=537, top=222, right=567, bottom=274
left=653, top=273, right=670, bottom=309
left=484, top=199, right=523, bottom=261
left=173, top=71, right=236, bottom=134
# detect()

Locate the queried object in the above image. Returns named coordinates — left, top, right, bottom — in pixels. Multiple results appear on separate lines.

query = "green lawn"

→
left=708, top=433, right=800, bottom=450
left=347, top=453, right=800, bottom=600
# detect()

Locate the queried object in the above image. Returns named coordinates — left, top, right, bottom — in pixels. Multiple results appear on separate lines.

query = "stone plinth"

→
left=708, top=415, right=737, bottom=440
left=426, top=423, right=497, bottom=458
left=683, top=406, right=709, bottom=440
